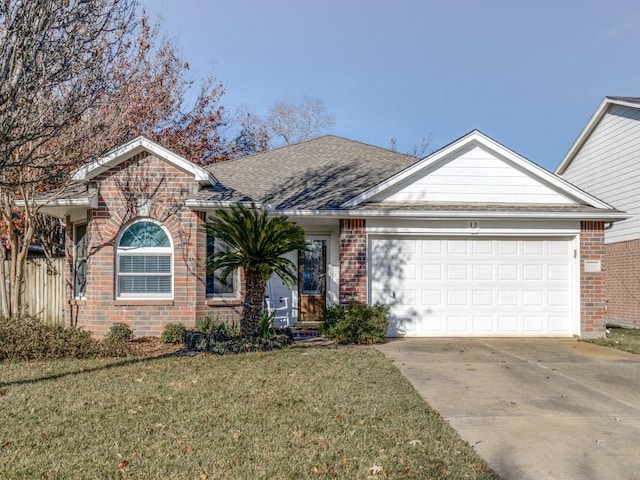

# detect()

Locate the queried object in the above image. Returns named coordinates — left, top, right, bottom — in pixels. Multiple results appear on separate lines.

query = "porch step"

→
left=291, top=322, right=323, bottom=341
left=294, top=321, right=324, bottom=329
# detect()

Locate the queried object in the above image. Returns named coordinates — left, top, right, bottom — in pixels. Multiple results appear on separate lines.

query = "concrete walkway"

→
left=376, top=338, right=640, bottom=480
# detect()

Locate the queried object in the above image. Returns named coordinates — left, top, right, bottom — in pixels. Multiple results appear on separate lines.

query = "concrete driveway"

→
left=376, top=338, right=640, bottom=480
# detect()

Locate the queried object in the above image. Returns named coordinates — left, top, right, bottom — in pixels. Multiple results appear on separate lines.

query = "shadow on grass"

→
left=0, top=351, right=184, bottom=388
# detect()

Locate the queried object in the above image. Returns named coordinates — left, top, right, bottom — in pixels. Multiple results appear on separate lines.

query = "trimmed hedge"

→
left=323, top=303, right=390, bottom=344
left=183, top=328, right=293, bottom=355
left=0, top=315, right=130, bottom=361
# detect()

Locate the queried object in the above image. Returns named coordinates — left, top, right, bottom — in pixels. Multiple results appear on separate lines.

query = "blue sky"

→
left=142, top=0, right=640, bottom=170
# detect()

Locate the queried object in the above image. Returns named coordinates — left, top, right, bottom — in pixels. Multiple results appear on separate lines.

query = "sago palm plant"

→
left=206, top=204, right=307, bottom=336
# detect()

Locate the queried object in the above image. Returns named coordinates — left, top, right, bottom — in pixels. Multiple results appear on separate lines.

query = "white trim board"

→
left=72, top=136, right=216, bottom=185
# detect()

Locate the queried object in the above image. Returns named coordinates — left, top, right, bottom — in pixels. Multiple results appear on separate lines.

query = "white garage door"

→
left=369, top=236, right=577, bottom=337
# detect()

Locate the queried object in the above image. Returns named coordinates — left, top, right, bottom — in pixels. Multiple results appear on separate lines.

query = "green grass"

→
left=587, top=326, right=640, bottom=355
left=0, top=347, right=498, bottom=479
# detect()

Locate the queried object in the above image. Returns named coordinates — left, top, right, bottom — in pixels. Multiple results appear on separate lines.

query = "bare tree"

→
left=1, top=8, right=236, bottom=319
left=266, top=96, right=335, bottom=146
left=233, top=105, right=269, bottom=156
left=389, top=133, right=434, bottom=157
left=0, top=0, right=137, bottom=318
left=82, top=14, right=232, bottom=165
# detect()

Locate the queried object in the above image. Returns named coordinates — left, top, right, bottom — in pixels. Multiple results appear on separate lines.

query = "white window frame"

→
left=206, top=234, right=239, bottom=299
left=205, top=211, right=239, bottom=299
left=115, top=219, right=173, bottom=299
left=73, top=223, right=88, bottom=299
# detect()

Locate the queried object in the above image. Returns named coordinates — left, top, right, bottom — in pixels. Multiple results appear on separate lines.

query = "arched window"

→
left=116, top=220, right=172, bottom=298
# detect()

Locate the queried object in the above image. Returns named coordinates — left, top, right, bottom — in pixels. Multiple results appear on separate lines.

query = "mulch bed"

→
left=126, top=337, right=184, bottom=358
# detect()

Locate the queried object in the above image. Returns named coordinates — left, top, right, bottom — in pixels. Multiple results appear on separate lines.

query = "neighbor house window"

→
left=73, top=223, right=88, bottom=298
left=116, top=220, right=172, bottom=298
left=206, top=234, right=236, bottom=297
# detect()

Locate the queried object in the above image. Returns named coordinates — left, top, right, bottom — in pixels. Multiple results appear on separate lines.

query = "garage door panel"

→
left=422, top=264, right=443, bottom=280
left=421, top=239, right=442, bottom=254
left=472, top=264, right=493, bottom=280
left=447, top=264, right=468, bottom=280
left=472, top=315, right=493, bottom=331
left=498, top=316, right=519, bottom=332
left=447, top=316, right=468, bottom=331
left=524, top=316, right=544, bottom=332
left=371, top=236, right=576, bottom=337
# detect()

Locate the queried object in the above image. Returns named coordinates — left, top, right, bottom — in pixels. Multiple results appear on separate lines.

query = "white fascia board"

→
left=14, top=190, right=98, bottom=209
left=555, top=98, right=610, bottom=175
left=72, top=136, right=216, bottom=185
left=367, top=226, right=581, bottom=236
left=556, top=97, right=640, bottom=175
left=269, top=208, right=630, bottom=222
left=342, top=130, right=611, bottom=210
left=184, top=199, right=261, bottom=209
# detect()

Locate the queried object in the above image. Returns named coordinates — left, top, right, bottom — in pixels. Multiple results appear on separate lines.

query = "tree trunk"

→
left=242, top=267, right=266, bottom=337
left=0, top=244, right=8, bottom=318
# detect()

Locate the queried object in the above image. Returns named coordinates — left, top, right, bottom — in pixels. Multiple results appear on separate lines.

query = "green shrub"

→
left=323, top=304, right=345, bottom=334
left=196, top=316, right=217, bottom=333
left=105, top=322, right=133, bottom=343
left=257, top=311, right=276, bottom=339
left=324, top=303, right=389, bottom=344
left=196, top=317, right=240, bottom=339
left=0, top=315, right=131, bottom=361
left=160, top=323, right=186, bottom=344
left=183, top=329, right=293, bottom=355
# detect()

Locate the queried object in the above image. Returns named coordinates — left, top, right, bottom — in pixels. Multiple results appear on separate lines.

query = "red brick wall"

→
left=605, top=239, right=640, bottom=326
left=195, top=209, right=245, bottom=325
left=67, top=152, right=204, bottom=337
left=580, top=221, right=606, bottom=337
left=339, top=219, right=367, bottom=304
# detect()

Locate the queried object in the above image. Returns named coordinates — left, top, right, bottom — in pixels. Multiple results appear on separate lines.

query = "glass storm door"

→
left=298, top=239, right=326, bottom=321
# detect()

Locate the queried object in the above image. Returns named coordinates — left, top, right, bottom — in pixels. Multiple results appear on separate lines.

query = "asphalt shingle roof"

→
left=204, top=135, right=418, bottom=209
left=355, top=202, right=623, bottom=214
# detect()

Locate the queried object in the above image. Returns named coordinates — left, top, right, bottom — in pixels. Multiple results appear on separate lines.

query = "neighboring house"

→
left=38, top=131, right=625, bottom=338
left=556, top=96, right=640, bottom=326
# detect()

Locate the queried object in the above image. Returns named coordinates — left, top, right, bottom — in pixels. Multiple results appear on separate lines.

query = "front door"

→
left=298, top=239, right=326, bottom=321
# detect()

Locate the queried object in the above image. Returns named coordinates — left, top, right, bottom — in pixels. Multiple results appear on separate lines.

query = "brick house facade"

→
left=40, top=134, right=623, bottom=338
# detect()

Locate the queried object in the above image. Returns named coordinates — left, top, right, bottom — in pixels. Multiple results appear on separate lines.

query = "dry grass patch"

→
left=587, top=326, right=640, bottom=355
left=0, top=347, right=498, bottom=479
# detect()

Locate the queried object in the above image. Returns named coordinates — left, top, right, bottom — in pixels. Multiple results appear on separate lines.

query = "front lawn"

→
left=0, top=347, right=498, bottom=479
left=587, top=326, right=640, bottom=355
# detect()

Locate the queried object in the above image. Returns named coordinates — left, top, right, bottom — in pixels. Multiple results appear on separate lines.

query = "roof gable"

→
left=556, top=96, right=640, bottom=175
left=72, top=136, right=215, bottom=185
left=343, top=130, right=612, bottom=209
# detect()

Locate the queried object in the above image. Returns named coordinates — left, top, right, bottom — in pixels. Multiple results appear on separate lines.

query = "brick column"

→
left=339, top=219, right=367, bottom=304
left=580, top=221, right=606, bottom=338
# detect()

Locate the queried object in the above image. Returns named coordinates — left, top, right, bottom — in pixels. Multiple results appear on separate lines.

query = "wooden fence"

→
left=4, top=257, right=65, bottom=325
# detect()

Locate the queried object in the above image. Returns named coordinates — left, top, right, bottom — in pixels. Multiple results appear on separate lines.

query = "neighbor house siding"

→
left=377, top=145, right=573, bottom=204
left=561, top=104, right=640, bottom=244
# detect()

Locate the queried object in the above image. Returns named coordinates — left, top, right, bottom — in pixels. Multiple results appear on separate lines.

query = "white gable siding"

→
left=376, top=145, right=573, bottom=204
left=561, top=105, right=640, bottom=244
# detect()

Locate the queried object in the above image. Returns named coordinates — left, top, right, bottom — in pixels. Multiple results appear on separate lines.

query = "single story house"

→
left=556, top=96, right=640, bottom=326
left=39, top=130, right=626, bottom=338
